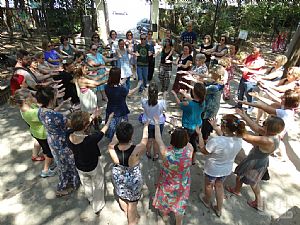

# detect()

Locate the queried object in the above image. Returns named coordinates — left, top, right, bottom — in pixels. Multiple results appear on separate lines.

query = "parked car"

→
left=136, top=18, right=151, bottom=34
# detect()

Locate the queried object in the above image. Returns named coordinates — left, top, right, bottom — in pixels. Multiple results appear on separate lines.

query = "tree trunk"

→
left=41, top=1, right=50, bottom=40
left=5, top=0, right=13, bottom=42
left=234, top=0, right=242, bottom=38
left=284, top=24, right=300, bottom=75
left=91, top=0, right=97, bottom=31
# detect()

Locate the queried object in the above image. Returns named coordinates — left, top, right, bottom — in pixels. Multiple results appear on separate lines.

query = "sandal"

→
left=212, top=205, right=222, bottom=217
left=56, top=189, right=70, bottom=197
left=31, top=155, right=45, bottom=161
left=153, top=153, right=159, bottom=161
left=225, top=186, right=241, bottom=197
left=146, top=151, right=151, bottom=159
left=199, top=193, right=210, bottom=209
left=247, top=200, right=263, bottom=211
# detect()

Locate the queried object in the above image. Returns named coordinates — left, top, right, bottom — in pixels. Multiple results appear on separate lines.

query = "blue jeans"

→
left=237, top=77, right=256, bottom=107
left=137, top=66, right=148, bottom=92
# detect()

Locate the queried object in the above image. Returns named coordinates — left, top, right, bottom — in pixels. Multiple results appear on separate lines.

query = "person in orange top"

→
left=236, top=46, right=265, bottom=114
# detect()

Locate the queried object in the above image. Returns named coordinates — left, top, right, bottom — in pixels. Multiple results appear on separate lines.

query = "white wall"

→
left=106, top=0, right=151, bottom=37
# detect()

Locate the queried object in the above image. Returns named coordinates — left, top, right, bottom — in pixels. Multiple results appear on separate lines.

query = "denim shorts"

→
left=205, top=173, right=227, bottom=183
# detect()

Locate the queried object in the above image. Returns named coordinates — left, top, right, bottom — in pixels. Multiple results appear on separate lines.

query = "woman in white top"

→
left=197, top=114, right=246, bottom=217
left=142, top=82, right=167, bottom=161
left=116, top=39, right=132, bottom=90
left=108, top=30, right=119, bottom=66
left=73, top=64, right=107, bottom=113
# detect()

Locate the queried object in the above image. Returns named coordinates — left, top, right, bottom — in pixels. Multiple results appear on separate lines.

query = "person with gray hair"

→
left=177, top=53, right=208, bottom=83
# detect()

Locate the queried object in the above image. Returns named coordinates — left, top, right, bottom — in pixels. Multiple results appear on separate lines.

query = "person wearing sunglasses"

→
left=146, top=30, right=156, bottom=81
left=133, top=34, right=152, bottom=93
left=210, top=35, right=228, bottom=67
left=86, top=44, right=117, bottom=102
left=34, top=51, right=61, bottom=76
left=199, top=35, right=214, bottom=67
left=107, top=30, right=119, bottom=66
left=42, top=39, right=66, bottom=66
left=125, top=30, right=137, bottom=80
left=91, top=32, right=105, bottom=54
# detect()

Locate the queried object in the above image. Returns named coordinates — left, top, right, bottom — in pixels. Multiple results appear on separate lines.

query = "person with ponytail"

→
left=73, top=63, right=107, bottom=114
left=171, top=82, right=206, bottom=164
left=196, top=114, right=245, bottom=217
left=141, top=82, right=167, bottom=161
left=36, top=86, right=80, bottom=196
left=227, top=111, right=285, bottom=212
left=10, top=88, right=55, bottom=177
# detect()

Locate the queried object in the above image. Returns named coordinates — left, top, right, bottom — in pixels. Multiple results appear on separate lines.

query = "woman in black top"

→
left=199, top=34, right=214, bottom=67
left=172, top=43, right=193, bottom=94
left=67, top=110, right=114, bottom=215
left=159, top=38, right=173, bottom=93
left=108, top=121, right=148, bottom=225
left=54, top=59, right=80, bottom=105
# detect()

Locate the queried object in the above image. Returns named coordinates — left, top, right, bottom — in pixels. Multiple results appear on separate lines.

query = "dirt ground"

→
left=0, top=34, right=300, bottom=225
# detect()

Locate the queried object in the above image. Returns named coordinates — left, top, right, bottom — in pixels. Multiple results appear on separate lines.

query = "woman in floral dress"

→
left=152, top=117, right=193, bottom=225
left=36, top=86, right=80, bottom=196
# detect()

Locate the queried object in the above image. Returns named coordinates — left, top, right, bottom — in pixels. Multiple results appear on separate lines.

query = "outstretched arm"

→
left=242, top=133, right=275, bottom=154
left=235, top=108, right=265, bottom=135
left=238, top=100, right=276, bottom=115
left=128, top=81, right=143, bottom=96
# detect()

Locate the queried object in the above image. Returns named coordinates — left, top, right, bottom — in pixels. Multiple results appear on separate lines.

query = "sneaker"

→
left=40, top=169, right=56, bottom=178
left=49, top=162, right=57, bottom=170
left=247, top=106, right=254, bottom=114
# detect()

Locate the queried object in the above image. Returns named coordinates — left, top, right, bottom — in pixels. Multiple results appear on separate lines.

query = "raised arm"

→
left=171, top=90, right=181, bottom=105
left=130, top=122, right=149, bottom=161
left=208, top=118, right=223, bottom=136
left=154, top=116, right=167, bottom=159
left=108, top=134, right=119, bottom=164
left=235, top=108, right=265, bottom=135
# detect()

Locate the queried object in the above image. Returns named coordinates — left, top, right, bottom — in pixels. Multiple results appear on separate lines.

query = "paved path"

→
left=1, top=65, right=300, bottom=225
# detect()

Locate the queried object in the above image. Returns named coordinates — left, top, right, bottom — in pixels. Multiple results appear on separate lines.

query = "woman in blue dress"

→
left=36, top=86, right=80, bottom=196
